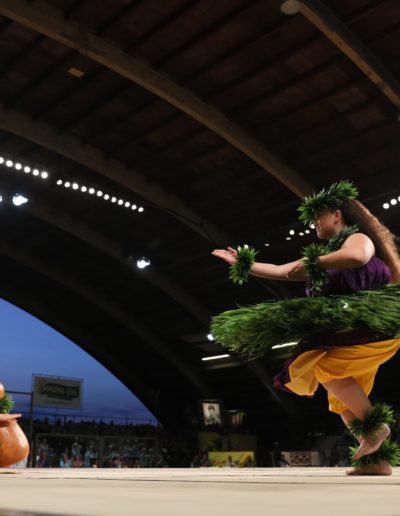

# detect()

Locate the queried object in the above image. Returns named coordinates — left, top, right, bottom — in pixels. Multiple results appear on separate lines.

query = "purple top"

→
left=306, top=256, right=391, bottom=297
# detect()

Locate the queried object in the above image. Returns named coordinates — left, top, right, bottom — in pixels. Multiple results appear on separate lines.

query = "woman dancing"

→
left=211, top=180, right=400, bottom=475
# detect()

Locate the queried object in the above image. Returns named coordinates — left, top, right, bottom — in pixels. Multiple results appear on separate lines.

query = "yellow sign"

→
left=208, top=451, right=254, bottom=467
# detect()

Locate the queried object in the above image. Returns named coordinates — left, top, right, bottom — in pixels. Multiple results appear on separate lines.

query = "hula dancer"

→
left=211, top=180, right=400, bottom=475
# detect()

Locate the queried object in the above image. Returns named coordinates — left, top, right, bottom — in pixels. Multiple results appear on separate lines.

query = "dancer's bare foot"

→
left=353, top=424, right=391, bottom=459
left=346, top=460, right=392, bottom=476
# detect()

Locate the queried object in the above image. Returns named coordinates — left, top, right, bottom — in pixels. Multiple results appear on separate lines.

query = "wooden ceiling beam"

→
left=0, top=104, right=230, bottom=246
left=0, top=0, right=313, bottom=199
left=0, top=240, right=214, bottom=398
left=0, top=105, right=289, bottom=300
left=300, top=0, right=400, bottom=110
left=16, top=198, right=212, bottom=327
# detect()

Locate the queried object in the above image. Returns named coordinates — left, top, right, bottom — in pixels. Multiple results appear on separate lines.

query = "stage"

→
left=1, top=467, right=400, bottom=516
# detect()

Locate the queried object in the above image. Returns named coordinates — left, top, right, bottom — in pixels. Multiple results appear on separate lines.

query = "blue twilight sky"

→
left=0, top=298, right=157, bottom=423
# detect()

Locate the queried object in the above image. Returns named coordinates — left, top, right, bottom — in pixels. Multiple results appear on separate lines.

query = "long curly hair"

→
left=340, top=199, right=400, bottom=284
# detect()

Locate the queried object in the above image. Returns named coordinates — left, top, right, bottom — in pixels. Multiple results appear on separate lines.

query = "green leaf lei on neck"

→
left=302, top=225, right=359, bottom=294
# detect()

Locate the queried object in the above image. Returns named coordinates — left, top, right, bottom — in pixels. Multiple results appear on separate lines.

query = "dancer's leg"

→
left=322, top=378, right=372, bottom=418
left=341, top=408, right=359, bottom=433
left=322, top=377, right=390, bottom=458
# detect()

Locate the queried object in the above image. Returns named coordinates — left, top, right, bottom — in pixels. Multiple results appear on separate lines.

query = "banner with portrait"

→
left=208, top=451, right=254, bottom=467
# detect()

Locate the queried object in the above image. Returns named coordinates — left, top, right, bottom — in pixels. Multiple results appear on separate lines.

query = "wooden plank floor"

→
left=1, top=468, right=399, bottom=516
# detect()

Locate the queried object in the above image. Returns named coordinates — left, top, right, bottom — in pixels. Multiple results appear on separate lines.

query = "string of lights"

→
left=383, top=196, right=400, bottom=210
left=0, top=155, right=145, bottom=215
left=0, top=154, right=151, bottom=271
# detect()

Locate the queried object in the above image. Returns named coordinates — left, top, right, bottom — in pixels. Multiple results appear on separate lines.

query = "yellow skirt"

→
left=283, top=338, right=400, bottom=414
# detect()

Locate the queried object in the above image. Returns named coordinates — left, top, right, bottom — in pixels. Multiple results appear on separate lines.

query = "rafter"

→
left=6, top=0, right=141, bottom=111
left=0, top=105, right=290, bottom=300
left=24, top=201, right=212, bottom=327
left=0, top=104, right=229, bottom=245
left=0, top=241, right=214, bottom=398
left=300, top=0, right=400, bottom=110
left=0, top=0, right=313, bottom=198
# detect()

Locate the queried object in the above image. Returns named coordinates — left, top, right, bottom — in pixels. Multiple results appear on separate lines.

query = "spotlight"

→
left=264, top=243, right=270, bottom=247
left=32, top=169, right=39, bottom=176
left=97, top=190, right=103, bottom=197
left=0, top=157, right=4, bottom=164
left=81, top=186, right=87, bottom=192
left=286, top=236, right=291, bottom=240
left=64, top=182, right=71, bottom=188
left=72, top=183, right=79, bottom=190
left=12, top=194, right=28, bottom=206
left=305, top=230, right=310, bottom=234
left=24, top=166, right=31, bottom=173
left=289, top=229, right=295, bottom=235
left=310, top=223, right=316, bottom=229
left=383, top=203, right=390, bottom=209
left=6, top=160, right=13, bottom=167
left=280, top=0, right=301, bottom=15
left=88, top=188, right=95, bottom=195
left=0, top=195, right=2, bottom=202
left=118, top=199, right=123, bottom=206
left=111, top=197, right=117, bottom=203
left=299, top=232, right=304, bottom=236
left=207, top=333, right=214, bottom=341
left=131, top=204, right=137, bottom=210
left=138, top=207, right=144, bottom=213
left=41, top=171, right=48, bottom=179
left=136, top=258, right=150, bottom=269
left=390, top=199, right=397, bottom=206
left=124, top=201, right=130, bottom=208
left=56, top=179, right=63, bottom=186
left=104, top=194, right=110, bottom=200
left=15, top=163, right=22, bottom=170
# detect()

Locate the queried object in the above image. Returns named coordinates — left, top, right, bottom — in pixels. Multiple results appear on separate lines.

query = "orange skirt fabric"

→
left=282, top=338, right=400, bottom=414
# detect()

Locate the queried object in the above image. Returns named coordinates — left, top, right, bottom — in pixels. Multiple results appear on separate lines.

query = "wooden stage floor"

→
left=1, top=467, right=399, bottom=516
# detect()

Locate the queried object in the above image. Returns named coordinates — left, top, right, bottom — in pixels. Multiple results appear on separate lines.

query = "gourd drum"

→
left=0, top=383, right=30, bottom=467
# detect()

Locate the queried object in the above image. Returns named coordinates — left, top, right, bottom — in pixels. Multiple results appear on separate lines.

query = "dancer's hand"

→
left=211, top=247, right=238, bottom=266
left=0, top=413, right=21, bottom=423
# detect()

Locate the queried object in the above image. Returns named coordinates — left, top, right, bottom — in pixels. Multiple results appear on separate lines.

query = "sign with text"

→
left=33, top=376, right=82, bottom=409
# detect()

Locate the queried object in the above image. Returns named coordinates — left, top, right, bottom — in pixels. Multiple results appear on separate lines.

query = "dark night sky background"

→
left=0, top=298, right=157, bottom=423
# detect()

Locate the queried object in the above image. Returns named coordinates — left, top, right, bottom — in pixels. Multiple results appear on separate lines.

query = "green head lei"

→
left=298, top=180, right=359, bottom=226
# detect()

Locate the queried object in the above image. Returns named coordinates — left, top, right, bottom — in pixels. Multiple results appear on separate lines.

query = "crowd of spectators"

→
left=19, top=416, right=192, bottom=468
left=20, top=404, right=400, bottom=469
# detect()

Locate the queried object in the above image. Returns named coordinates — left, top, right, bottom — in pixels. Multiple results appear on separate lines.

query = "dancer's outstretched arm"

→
left=211, top=247, right=306, bottom=281
left=212, top=234, right=374, bottom=282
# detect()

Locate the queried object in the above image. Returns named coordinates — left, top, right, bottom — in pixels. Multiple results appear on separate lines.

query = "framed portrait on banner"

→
left=201, top=400, right=222, bottom=426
